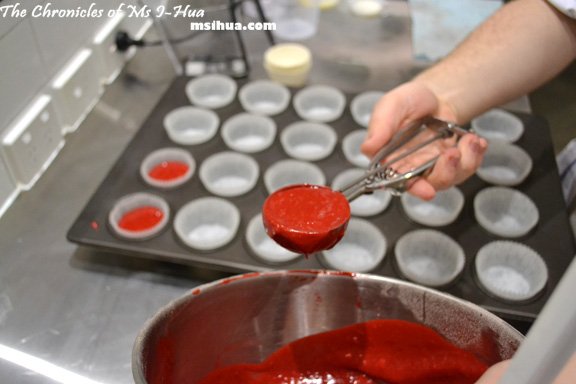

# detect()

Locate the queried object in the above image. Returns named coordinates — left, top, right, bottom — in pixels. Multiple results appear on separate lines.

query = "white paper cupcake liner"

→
left=476, top=141, right=532, bottom=186
left=395, top=229, right=465, bottom=287
left=342, top=129, right=371, bottom=168
left=199, top=151, right=260, bottom=197
left=474, top=187, right=539, bottom=238
left=163, top=106, right=219, bottom=145
left=320, top=218, right=387, bottom=273
left=293, top=85, right=346, bottom=123
left=108, top=192, right=169, bottom=240
left=185, top=74, right=237, bottom=109
left=263, top=159, right=326, bottom=194
left=174, top=197, right=240, bottom=251
left=239, top=80, right=291, bottom=116
left=221, top=113, right=277, bottom=153
left=140, top=148, right=195, bottom=189
left=280, top=121, right=337, bottom=161
left=350, top=91, right=385, bottom=127
left=475, top=240, right=548, bottom=302
left=331, top=168, right=392, bottom=217
left=471, top=109, right=524, bottom=143
left=245, top=213, right=301, bottom=263
left=401, top=187, right=464, bottom=227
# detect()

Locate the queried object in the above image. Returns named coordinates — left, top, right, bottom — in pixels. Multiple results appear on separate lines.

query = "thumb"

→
left=361, top=82, right=441, bottom=159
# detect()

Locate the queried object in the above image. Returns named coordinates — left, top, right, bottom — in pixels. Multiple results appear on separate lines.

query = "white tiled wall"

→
left=0, top=18, right=48, bottom=134
left=0, top=0, right=155, bottom=217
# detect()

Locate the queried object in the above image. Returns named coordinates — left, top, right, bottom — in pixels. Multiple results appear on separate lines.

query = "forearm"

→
left=413, top=0, right=576, bottom=124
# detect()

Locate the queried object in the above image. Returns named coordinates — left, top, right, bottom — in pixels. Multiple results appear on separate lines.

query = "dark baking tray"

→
left=68, top=76, right=576, bottom=323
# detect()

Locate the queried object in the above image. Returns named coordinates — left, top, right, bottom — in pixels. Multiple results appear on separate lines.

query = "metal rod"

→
left=374, top=131, right=446, bottom=172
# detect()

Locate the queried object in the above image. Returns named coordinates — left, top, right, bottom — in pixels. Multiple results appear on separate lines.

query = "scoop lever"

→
left=339, top=116, right=469, bottom=201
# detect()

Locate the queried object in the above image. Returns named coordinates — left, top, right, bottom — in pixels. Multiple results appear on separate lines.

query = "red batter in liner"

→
left=118, top=206, right=164, bottom=232
left=148, top=161, right=189, bottom=181
left=199, top=319, right=489, bottom=384
left=262, top=184, right=351, bottom=255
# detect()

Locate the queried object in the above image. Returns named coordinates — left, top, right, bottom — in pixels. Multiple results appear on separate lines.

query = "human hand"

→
left=361, top=82, right=487, bottom=200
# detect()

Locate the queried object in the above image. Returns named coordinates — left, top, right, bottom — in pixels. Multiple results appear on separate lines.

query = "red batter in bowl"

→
left=198, top=319, right=489, bottom=384
left=262, top=184, right=351, bottom=255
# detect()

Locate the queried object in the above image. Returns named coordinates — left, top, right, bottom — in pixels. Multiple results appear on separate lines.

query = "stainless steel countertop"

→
left=0, top=3, right=531, bottom=383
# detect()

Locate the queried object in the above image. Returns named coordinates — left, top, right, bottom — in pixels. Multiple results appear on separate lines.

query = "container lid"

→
left=264, top=44, right=312, bottom=72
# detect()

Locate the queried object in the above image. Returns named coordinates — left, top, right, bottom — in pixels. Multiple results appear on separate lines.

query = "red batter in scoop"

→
left=262, top=184, right=351, bottom=255
left=149, top=161, right=189, bottom=181
left=199, top=319, right=489, bottom=384
left=118, top=206, right=164, bottom=232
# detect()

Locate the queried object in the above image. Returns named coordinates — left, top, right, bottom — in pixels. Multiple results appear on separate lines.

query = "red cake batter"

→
left=118, top=206, right=164, bottom=232
left=199, top=319, right=489, bottom=384
left=262, top=184, right=351, bottom=255
left=148, top=161, right=189, bottom=181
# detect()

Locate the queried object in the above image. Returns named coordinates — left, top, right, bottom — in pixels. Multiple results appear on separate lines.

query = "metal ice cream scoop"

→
left=339, top=116, right=470, bottom=201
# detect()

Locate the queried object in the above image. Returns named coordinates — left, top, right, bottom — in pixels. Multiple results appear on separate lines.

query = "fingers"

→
left=360, top=81, right=483, bottom=200
left=455, top=134, right=488, bottom=184
left=426, top=147, right=462, bottom=190
left=360, top=94, right=406, bottom=159
left=405, top=178, right=437, bottom=201
left=404, top=148, right=460, bottom=201
left=404, top=134, right=487, bottom=200
left=361, top=82, right=442, bottom=158
left=474, top=360, right=511, bottom=384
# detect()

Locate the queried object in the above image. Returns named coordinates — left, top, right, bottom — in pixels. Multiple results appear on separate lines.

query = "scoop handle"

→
left=497, top=256, right=576, bottom=384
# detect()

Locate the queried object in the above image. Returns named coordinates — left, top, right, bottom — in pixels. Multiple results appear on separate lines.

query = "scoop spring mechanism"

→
left=340, top=116, right=470, bottom=201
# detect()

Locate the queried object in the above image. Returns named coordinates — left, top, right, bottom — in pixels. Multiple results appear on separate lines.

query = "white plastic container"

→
left=348, top=0, right=384, bottom=17
left=267, top=0, right=320, bottom=41
left=264, top=43, right=312, bottom=87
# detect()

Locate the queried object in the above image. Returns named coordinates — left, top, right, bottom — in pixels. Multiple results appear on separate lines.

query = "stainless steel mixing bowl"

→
left=133, top=270, right=523, bottom=384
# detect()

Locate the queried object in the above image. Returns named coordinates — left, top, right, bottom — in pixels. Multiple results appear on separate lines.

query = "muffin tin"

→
left=68, top=76, right=576, bottom=324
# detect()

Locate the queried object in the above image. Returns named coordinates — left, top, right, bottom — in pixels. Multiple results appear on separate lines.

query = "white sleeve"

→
left=548, top=0, right=576, bottom=18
